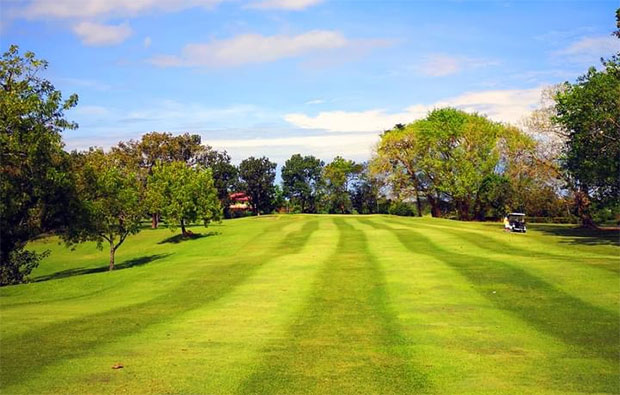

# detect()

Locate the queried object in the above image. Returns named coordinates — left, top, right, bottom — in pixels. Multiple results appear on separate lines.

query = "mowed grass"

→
left=0, top=215, right=618, bottom=394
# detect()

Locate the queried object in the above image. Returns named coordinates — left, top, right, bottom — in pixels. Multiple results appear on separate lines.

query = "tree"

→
left=0, top=45, right=79, bottom=285
left=195, top=147, right=239, bottom=218
left=112, top=132, right=203, bottom=228
left=552, top=56, right=620, bottom=227
left=239, top=157, right=277, bottom=215
left=373, top=109, right=535, bottom=220
left=281, top=154, right=324, bottom=213
left=351, top=164, right=381, bottom=214
left=323, top=156, right=362, bottom=214
left=66, top=149, right=144, bottom=271
left=146, top=161, right=221, bottom=236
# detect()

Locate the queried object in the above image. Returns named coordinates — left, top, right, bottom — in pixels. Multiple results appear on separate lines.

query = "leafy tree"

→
left=66, top=149, right=144, bottom=271
left=112, top=132, right=203, bottom=227
left=281, top=154, right=324, bottom=213
left=323, top=156, right=362, bottom=214
left=351, top=164, right=381, bottom=214
left=0, top=45, right=78, bottom=285
left=195, top=147, right=239, bottom=218
left=239, top=157, right=277, bottom=215
left=146, top=161, right=221, bottom=236
left=553, top=56, right=620, bottom=227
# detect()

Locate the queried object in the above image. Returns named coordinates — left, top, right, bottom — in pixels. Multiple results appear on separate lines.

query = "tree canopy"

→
left=281, top=154, right=324, bottom=213
left=239, top=157, right=277, bottom=215
left=0, top=45, right=79, bottom=284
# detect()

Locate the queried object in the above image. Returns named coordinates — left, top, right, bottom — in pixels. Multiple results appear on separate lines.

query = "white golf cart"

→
left=505, top=213, right=527, bottom=233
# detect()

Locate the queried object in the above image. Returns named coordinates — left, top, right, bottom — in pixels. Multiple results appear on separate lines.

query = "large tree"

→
left=373, top=109, right=535, bottom=220
left=146, top=161, right=221, bottom=236
left=0, top=45, right=79, bottom=285
left=66, top=149, right=144, bottom=271
left=281, top=154, right=324, bottom=213
left=239, top=156, right=276, bottom=215
left=553, top=56, right=620, bottom=227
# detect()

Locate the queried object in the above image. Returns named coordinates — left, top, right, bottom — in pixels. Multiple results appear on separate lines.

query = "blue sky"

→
left=2, top=0, right=618, bottom=165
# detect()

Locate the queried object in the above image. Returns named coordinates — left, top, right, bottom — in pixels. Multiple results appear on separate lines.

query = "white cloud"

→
left=149, top=30, right=349, bottom=67
left=417, top=53, right=499, bottom=77
left=72, top=21, right=132, bottom=46
left=245, top=0, right=323, bottom=10
left=554, top=36, right=620, bottom=61
left=144, top=36, right=152, bottom=48
left=305, top=99, right=325, bottom=105
left=19, top=0, right=223, bottom=19
left=285, top=87, right=543, bottom=132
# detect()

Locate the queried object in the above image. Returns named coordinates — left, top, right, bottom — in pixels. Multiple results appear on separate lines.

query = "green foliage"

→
left=146, top=161, right=222, bottom=234
left=0, top=45, right=78, bottom=284
left=281, top=154, right=324, bottom=213
left=553, top=56, right=620, bottom=225
left=65, top=149, right=144, bottom=270
left=474, top=174, right=513, bottom=220
left=351, top=164, right=381, bottom=214
left=239, top=156, right=277, bottom=215
left=322, top=156, right=362, bottom=213
left=195, top=148, right=239, bottom=218
left=374, top=108, right=535, bottom=220
left=388, top=201, right=416, bottom=216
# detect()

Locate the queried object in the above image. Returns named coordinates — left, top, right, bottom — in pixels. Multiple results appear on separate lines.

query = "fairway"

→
left=1, top=215, right=618, bottom=393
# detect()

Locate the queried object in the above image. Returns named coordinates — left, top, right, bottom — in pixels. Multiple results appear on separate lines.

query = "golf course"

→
left=0, top=215, right=618, bottom=393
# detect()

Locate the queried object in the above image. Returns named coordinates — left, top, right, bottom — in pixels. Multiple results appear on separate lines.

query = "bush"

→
left=388, top=201, right=416, bottom=216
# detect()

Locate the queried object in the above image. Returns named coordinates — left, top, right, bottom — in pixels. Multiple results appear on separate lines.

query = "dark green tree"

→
left=323, top=156, right=363, bottom=214
left=351, top=164, right=381, bottom=214
left=239, top=156, right=276, bottom=215
left=0, top=45, right=79, bottom=285
left=281, top=154, right=324, bottom=213
left=196, top=147, right=239, bottom=218
left=553, top=56, right=620, bottom=227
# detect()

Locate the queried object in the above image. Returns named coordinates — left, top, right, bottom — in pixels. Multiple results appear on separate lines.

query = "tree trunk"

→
left=457, top=200, right=470, bottom=220
left=109, top=242, right=115, bottom=271
left=151, top=213, right=158, bottom=229
left=428, top=194, right=442, bottom=218
left=574, top=188, right=597, bottom=229
left=181, top=219, right=187, bottom=236
left=414, top=189, right=422, bottom=217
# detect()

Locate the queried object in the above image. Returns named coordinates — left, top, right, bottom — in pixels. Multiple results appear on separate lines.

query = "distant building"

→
left=229, top=192, right=250, bottom=212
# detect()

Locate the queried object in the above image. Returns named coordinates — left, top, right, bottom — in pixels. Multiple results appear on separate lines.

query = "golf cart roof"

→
left=508, top=213, right=525, bottom=216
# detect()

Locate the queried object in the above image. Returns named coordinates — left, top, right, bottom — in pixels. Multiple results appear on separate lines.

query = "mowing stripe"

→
left=5, top=218, right=334, bottom=394
left=0, top=218, right=320, bottom=390
left=416, top=221, right=619, bottom=274
left=375, top=218, right=620, bottom=364
left=239, top=217, right=428, bottom=394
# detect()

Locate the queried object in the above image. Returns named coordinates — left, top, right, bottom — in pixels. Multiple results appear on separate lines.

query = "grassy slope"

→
left=0, top=215, right=618, bottom=394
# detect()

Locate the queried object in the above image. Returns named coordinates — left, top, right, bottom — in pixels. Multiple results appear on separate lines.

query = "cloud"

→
left=149, top=30, right=349, bottom=67
left=554, top=36, right=620, bottom=62
left=72, top=21, right=132, bottom=46
left=144, top=36, right=152, bottom=48
left=245, top=0, right=323, bottom=10
left=305, top=99, right=325, bottom=105
left=285, top=87, right=543, bottom=132
left=417, top=54, right=499, bottom=77
left=19, top=0, right=223, bottom=19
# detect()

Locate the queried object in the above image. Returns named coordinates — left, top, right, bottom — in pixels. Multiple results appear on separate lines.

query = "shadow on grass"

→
left=32, top=253, right=172, bottom=283
left=533, top=225, right=620, bottom=247
left=157, top=231, right=220, bottom=244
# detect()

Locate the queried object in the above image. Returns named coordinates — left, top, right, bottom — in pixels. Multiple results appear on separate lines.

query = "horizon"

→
left=2, top=0, right=618, bottom=165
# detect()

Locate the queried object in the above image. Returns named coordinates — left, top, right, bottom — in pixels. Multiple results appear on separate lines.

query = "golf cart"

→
left=505, top=213, right=527, bottom=233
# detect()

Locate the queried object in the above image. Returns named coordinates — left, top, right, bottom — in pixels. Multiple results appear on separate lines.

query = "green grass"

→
left=1, top=215, right=618, bottom=394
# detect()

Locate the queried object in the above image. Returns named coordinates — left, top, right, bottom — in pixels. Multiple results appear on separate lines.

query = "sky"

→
left=1, top=0, right=619, bottom=165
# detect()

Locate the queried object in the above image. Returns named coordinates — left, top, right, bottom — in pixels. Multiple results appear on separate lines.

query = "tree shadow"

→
left=157, top=231, right=220, bottom=244
left=533, top=225, right=620, bottom=247
left=32, top=253, right=172, bottom=283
